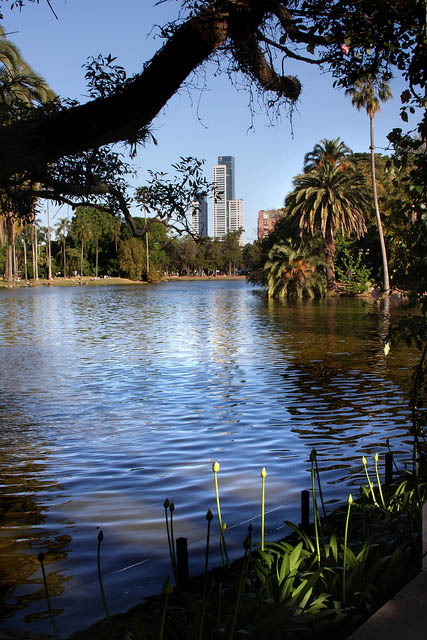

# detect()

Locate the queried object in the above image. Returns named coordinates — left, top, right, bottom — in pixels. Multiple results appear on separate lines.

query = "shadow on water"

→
left=261, top=295, right=415, bottom=487
left=0, top=442, right=72, bottom=624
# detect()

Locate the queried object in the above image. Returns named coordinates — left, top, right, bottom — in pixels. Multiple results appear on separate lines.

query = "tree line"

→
left=245, top=141, right=426, bottom=299
left=0, top=206, right=246, bottom=282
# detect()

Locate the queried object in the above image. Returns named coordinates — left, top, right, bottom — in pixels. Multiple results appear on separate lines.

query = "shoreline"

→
left=0, top=275, right=247, bottom=289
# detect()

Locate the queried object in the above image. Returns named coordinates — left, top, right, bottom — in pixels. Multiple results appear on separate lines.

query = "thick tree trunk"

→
left=324, top=231, right=336, bottom=290
left=370, top=113, right=390, bottom=293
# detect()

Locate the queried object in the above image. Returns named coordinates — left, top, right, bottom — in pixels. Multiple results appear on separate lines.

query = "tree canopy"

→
left=0, top=0, right=424, bottom=183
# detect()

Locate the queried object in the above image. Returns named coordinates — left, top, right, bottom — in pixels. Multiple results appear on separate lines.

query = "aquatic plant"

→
left=261, top=467, right=267, bottom=551
left=212, top=460, right=229, bottom=567
left=342, top=493, right=352, bottom=606
left=38, top=551, right=59, bottom=640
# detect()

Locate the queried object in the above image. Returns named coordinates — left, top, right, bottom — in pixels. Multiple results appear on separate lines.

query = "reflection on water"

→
left=0, top=281, right=417, bottom=637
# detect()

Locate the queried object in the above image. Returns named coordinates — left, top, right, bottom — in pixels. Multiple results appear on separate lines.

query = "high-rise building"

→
left=213, top=156, right=244, bottom=241
left=257, top=209, right=286, bottom=239
left=189, top=196, right=208, bottom=237
left=228, top=199, right=244, bottom=244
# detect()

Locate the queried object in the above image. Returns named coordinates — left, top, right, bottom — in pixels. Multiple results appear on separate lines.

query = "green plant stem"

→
left=261, top=468, right=266, bottom=551
left=169, top=503, right=178, bottom=586
left=97, top=531, right=111, bottom=623
left=214, top=469, right=229, bottom=567
left=311, top=459, right=321, bottom=566
left=202, top=509, right=212, bottom=602
left=375, top=453, right=386, bottom=509
left=342, top=494, right=352, bottom=607
left=363, top=457, right=379, bottom=507
left=164, top=500, right=175, bottom=582
left=314, top=453, right=328, bottom=521
left=38, top=552, right=59, bottom=640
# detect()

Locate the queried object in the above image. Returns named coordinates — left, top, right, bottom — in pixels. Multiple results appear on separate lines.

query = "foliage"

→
left=117, top=237, right=145, bottom=280
left=264, top=241, right=327, bottom=300
left=285, top=160, right=369, bottom=289
left=303, top=137, right=352, bottom=173
left=136, top=157, right=210, bottom=237
left=335, top=243, right=372, bottom=296
left=345, top=73, right=392, bottom=292
left=60, top=450, right=426, bottom=640
left=0, top=0, right=424, bottom=182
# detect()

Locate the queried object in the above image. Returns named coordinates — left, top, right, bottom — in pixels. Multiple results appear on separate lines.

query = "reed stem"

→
left=97, top=530, right=111, bottom=623
left=342, top=494, right=353, bottom=606
left=38, top=552, right=59, bottom=640
left=375, top=453, right=386, bottom=508
left=261, top=467, right=267, bottom=551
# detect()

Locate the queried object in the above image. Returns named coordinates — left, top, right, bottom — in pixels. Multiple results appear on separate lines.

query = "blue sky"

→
left=2, top=0, right=413, bottom=242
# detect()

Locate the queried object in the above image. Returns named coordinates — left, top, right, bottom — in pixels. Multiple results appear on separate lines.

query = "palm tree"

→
left=72, top=208, right=93, bottom=279
left=1, top=26, right=55, bottom=284
left=345, top=75, right=392, bottom=293
left=286, top=164, right=368, bottom=290
left=55, top=217, right=70, bottom=278
left=303, top=138, right=352, bottom=173
left=0, top=25, right=55, bottom=107
left=265, top=242, right=327, bottom=300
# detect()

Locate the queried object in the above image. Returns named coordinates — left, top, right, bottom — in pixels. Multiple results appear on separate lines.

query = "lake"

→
left=0, top=280, right=416, bottom=637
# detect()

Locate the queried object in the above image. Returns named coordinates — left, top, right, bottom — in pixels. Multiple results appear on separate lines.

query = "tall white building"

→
left=189, top=196, right=208, bottom=237
left=213, top=156, right=243, bottom=241
left=228, top=199, right=244, bottom=244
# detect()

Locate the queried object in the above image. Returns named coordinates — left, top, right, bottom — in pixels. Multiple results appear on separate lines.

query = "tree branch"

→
left=0, top=0, right=303, bottom=180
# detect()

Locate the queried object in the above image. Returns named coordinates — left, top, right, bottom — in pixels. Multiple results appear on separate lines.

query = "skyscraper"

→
left=228, top=199, right=244, bottom=244
left=189, top=196, right=208, bottom=237
left=213, top=156, right=243, bottom=241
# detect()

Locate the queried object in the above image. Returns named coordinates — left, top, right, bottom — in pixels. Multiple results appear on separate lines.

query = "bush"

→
left=336, top=247, right=372, bottom=295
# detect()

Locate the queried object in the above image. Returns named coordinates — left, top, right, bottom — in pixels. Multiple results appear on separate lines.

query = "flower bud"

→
left=212, top=461, right=220, bottom=473
left=164, top=498, right=170, bottom=509
left=98, top=530, right=104, bottom=542
left=169, top=501, right=175, bottom=513
left=38, top=551, right=45, bottom=563
left=261, top=467, right=267, bottom=479
left=206, top=508, right=213, bottom=522
left=162, top=576, right=173, bottom=597
left=348, top=493, right=353, bottom=505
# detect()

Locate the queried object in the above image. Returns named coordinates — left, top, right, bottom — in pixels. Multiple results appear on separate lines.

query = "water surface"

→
left=0, top=281, right=416, bottom=636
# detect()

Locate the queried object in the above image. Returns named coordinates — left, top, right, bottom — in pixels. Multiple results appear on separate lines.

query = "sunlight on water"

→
left=0, top=281, right=416, bottom=636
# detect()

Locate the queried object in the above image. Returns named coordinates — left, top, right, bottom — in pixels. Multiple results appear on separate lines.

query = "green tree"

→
left=265, top=241, right=327, bottom=300
left=221, top=230, right=242, bottom=276
left=303, top=138, right=352, bottom=172
left=118, top=237, right=144, bottom=280
left=70, top=207, right=94, bottom=278
left=286, top=163, right=368, bottom=290
left=55, top=217, right=70, bottom=277
left=346, top=74, right=392, bottom=293
left=0, top=25, right=55, bottom=284
left=88, top=209, right=113, bottom=279
left=0, top=1, right=421, bottom=181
